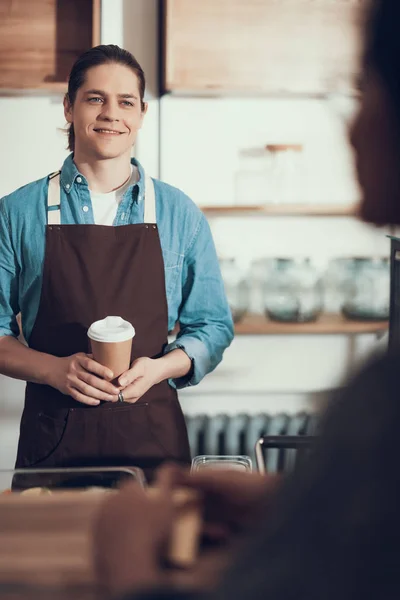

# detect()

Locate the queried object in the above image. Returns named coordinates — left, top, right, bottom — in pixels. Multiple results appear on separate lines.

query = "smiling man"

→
left=0, top=45, right=233, bottom=481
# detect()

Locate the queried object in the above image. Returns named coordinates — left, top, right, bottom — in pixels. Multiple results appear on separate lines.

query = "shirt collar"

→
left=59, top=153, right=145, bottom=202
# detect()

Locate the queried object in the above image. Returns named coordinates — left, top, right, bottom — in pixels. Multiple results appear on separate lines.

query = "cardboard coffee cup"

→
left=87, top=316, right=135, bottom=380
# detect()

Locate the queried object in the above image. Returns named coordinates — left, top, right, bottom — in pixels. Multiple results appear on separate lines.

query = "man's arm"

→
left=0, top=202, right=55, bottom=384
left=0, top=335, right=121, bottom=405
left=0, top=335, right=60, bottom=385
left=163, top=214, right=234, bottom=389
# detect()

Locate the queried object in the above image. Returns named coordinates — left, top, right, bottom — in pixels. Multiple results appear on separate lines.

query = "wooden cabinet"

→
left=162, top=0, right=364, bottom=96
left=0, top=0, right=101, bottom=92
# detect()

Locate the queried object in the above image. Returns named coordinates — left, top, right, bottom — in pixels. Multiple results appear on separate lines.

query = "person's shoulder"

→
left=1, top=175, right=48, bottom=216
left=322, top=347, right=400, bottom=439
left=351, top=348, right=399, bottom=389
left=152, top=177, right=203, bottom=220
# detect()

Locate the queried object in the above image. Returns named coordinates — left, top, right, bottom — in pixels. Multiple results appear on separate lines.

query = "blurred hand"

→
left=170, top=466, right=281, bottom=541
left=48, top=353, right=120, bottom=406
left=93, top=468, right=176, bottom=597
left=117, top=356, right=162, bottom=403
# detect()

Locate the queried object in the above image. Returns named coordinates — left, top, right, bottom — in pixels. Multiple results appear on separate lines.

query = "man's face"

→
left=64, top=62, right=147, bottom=161
left=350, top=69, right=400, bottom=226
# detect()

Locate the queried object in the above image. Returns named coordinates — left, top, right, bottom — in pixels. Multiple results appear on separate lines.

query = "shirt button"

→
left=65, top=183, right=70, bottom=190
left=76, top=176, right=82, bottom=183
left=83, top=205, right=89, bottom=213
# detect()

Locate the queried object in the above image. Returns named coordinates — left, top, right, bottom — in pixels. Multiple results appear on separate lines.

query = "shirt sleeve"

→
left=163, top=213, right=234, bottom=389
left=0, top=200, right=20, bottom=338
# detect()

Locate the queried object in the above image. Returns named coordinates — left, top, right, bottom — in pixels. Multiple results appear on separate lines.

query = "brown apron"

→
left=15, top=170, right=191, bottom=482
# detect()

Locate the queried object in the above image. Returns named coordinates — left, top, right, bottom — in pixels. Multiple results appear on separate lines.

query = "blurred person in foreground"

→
left=93, top=0, right=400, bottom=598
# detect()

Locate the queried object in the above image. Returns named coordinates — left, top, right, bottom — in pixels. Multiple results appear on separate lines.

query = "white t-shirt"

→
left=90, top=165, right=139, bottom=226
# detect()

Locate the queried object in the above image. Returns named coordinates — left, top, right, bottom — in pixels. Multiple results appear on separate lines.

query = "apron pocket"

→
left=107, top=403, right=168, bottom=460
left=17, top=409, right=70, bottom=468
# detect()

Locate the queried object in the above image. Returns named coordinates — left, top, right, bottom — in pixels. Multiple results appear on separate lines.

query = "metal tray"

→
left=0, top=466, right=146, bottom=493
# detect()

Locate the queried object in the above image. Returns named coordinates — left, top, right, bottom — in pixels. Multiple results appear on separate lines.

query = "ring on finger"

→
left=118, top=391, right=125, bottom=403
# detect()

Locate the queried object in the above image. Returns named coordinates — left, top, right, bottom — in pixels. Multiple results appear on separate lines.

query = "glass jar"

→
left=265, top=144, right=304, bottom=205
left=219, top=258, right=250, bottom=323
left=235, top=147, right=269, bottom=206
left=323, top=257, right=356, bottom=313
left=341, top=257, right=390, bottom=320
left=250, top=258, right=274, bottom=314
left=264, top=258, right=323, bottom=323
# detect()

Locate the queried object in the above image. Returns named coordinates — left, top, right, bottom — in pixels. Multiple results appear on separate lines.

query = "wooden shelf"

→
left=200, top=204, right=358, bottom=217
left=7, top=82, right=68, bottom=95
left=0, top=0, right=100, bottom=91
left=234, top=313, right=388, bottom=336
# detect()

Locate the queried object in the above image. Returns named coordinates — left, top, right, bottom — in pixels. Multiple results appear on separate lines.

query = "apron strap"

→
left=143, top=174, right=156, bottom=224
left=47, top=171, right=61, bottom=226
left=47, top=170, right=156, bottom=225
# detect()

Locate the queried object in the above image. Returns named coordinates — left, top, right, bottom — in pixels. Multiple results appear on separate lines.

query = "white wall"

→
left=160, top=96, right=359, bottom=206
left=0, top=96, right=68, bottom=198
left=0, top=1, right=388, bottom=468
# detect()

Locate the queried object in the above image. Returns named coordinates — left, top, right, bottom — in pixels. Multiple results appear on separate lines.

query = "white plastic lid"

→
left=87, top=316, right=135, bottom=343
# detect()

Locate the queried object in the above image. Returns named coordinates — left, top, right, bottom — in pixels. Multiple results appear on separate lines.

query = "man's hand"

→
left=117, top=356, right=162, bottom=403
left=48, top=353, right=120, bottom=406
left=117, top=349, right=191, bottom=403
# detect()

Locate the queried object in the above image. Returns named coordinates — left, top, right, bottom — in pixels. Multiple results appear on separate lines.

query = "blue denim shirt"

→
left=0, top=154, right=234, bottom=388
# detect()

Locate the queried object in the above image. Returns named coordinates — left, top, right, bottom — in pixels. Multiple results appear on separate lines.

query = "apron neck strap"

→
left=143, top=174, right=156, bottom=224
left=47, top=171, right=61, bottom=226
left=47, top=170, right=157, bottom=225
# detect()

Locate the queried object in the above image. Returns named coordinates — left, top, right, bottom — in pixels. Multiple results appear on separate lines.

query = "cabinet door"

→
left=0, top=0, right=101, bottom=91
left=162, top=0, right=364, bottom=96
